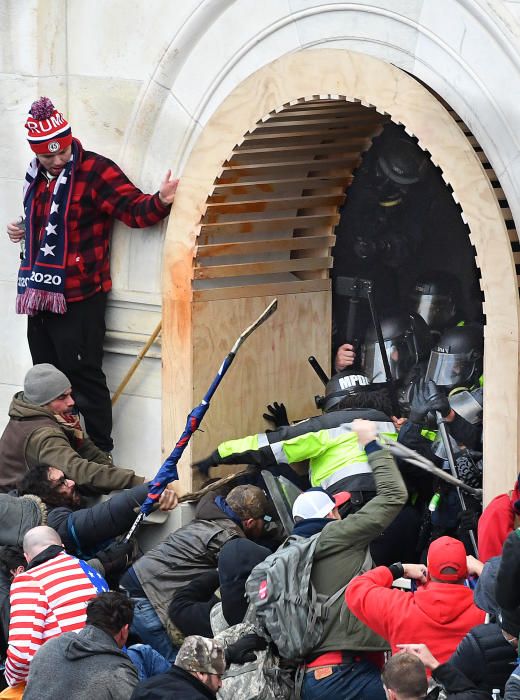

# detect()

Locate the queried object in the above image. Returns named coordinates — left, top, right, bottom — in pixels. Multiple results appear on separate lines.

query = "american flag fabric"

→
left=4, top=552, right=108, bottom=686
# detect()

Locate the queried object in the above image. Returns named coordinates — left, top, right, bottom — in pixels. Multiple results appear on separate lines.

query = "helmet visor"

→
left=363, top=338, right=409, bottom=383
left=426, top=351, right=473, bottom=388
left=410, top=293, right=456, bottom=330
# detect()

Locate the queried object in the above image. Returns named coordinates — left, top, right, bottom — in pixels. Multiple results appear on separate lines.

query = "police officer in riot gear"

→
left=362, top=312, right=433, bottom=386
left=409, top=274, right=459, bottom=332
left=426, top=324, right=484, bottom=394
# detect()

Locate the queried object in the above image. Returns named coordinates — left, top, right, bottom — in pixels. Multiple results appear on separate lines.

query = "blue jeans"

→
left=127, top=643, right=172, bottom=681
left=130, top=597, right=177, bottom=663
left=302, top=660, right=386, bottom=700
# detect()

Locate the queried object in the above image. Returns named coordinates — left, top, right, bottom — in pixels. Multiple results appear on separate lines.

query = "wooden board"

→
left=189, top=292, right=331, bottom=481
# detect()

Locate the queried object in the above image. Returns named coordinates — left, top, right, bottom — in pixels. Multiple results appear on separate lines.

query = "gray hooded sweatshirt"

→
left=24, top=624, right=138, bottom=700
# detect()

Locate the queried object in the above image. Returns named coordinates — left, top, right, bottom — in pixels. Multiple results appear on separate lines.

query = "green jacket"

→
left=215, top=408, right=397, bottom=489
left=0, top=392, right=144, bottom=493
left=310, top=446, right=408, bottom=654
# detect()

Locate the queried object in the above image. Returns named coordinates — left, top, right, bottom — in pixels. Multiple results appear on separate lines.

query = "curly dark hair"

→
left=335, top=386, right=393, bottom=416
left=0, top=545, right=25, bottom=579
left=19, top=464, right=66, bottom=507
left=86, top=592, right=134, bottom=636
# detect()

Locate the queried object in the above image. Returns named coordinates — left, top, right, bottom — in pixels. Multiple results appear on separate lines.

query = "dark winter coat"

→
left=46, top=483, right=148, bottom=556
left=132, top=492, right=244, bottom=629
left=449, top=622, right=518, bottom=695
left=24, top=624, right=138, bottom=700
left=430, top=662, right=493, bottom=699
left=496, top=528, right=520, bottom=611
left=130, top=664, right=217, bottom=700
left=168, top=538, right=271, bottom=637
left=168, top=570, right=219, bottom=638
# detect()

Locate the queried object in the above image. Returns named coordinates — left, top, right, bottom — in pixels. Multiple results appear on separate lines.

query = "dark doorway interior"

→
left=331, top=122, right=484, bottom=367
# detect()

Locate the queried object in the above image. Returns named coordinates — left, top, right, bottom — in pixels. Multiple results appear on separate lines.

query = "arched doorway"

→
left=162, top=49, right=519, bottom=501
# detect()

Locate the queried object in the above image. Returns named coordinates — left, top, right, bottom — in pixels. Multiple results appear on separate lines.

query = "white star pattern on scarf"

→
left=45, top=222, right=58, bottom=236
left=40, top=243, right=56, bottom=256
left=50, top=201, right=60, bottom=214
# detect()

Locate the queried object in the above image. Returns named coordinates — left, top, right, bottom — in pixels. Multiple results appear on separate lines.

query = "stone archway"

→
left=162, top=49, right=519, bottom=500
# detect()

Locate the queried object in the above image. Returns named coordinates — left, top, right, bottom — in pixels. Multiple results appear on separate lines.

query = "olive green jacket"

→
left=310, top=446, right=408, bottom=654
left=0, top=392, right=144, bottom=493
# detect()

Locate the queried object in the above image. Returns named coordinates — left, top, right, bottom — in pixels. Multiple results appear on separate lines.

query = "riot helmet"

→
left=316, top=369, right=375, bottom=413
left=410, top=275, right=458, bottom=331
left=363, top=312, right=433, bottom=384
left=426, top=324, right=483, bottom=391
left=374, top=138, right=429, bottom=204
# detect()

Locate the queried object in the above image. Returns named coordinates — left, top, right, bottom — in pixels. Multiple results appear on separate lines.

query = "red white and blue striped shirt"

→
left=5, top=551, right=108, bottom=686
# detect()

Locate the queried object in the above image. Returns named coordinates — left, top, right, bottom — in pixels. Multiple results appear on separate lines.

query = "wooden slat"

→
left=242, top=124, right=385, bottom=143
left=228, top=149, right=364, bottom=166
left=212, top=176, right=351, bottom=194
left=194, top=256, right=333, bottom=279
left=193, top=278, right=330, bottom=302
left=233, top=139, right=371, bottom=157
left=266, top=107, right=362, bottom=119
left=220, top=157, right=359, bottom=177
left=251, top=115, right=384, bottom=131
left=508, top=229, right=519, bottom=242
left=200, top=213, right=340, bottom=236
left=197, top=234, right=336, bottom=257
left=205, top=194, right=345, bottom=215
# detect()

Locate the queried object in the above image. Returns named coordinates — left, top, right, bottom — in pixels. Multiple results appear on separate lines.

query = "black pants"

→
left=27, top=292, right=113, bottom=452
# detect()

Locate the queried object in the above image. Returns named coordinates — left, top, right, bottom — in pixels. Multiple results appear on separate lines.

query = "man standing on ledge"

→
left=6, top=97, right=178, bottom=454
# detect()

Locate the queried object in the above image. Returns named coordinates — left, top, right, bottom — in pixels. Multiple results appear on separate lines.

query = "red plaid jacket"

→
left=31, top=138, right=171, bottom=302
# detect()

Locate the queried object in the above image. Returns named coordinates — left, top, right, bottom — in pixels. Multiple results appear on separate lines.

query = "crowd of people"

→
left=1, top=95, right=519, bottom=700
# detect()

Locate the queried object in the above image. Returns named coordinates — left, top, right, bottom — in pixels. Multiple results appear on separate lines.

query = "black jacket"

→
left=496, top=529, right=520, bottom=611
left=449, top=622, right=517, bottom=695
left=130, top=664, right=216, bottom=700
left=47, top=484, right=148, bottom=557
left=168, top=570, right=219, bottom=638
left=168, top=539, right=271, bottom=637
left=431, top=662, right=493, bottom=699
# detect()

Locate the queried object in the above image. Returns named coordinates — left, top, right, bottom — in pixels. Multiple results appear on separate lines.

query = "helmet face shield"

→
left=410, top=292, right=456, bottom=330
left=363, top=338, right=411, bottom=383
left=426, top=351, right=474, bottom=388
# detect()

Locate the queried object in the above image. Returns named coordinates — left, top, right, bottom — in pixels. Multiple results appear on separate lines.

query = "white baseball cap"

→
left=292, top=490, right=336, bottom=520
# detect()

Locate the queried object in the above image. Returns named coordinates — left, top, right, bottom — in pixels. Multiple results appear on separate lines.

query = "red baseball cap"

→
left=427, top=536, right=467, bottom=582
left=333, top=491, right=352, bottom=508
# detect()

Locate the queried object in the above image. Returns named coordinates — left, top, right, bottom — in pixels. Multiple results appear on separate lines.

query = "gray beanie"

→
left=23, top=364, right=71, bottom=406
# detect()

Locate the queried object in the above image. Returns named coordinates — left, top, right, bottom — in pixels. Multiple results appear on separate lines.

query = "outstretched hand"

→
left=193, top=452, right=219, bottom=477
left=159, top=169, right=179, bottom=205
left=263, top=402, right=289, bottom=428
left=396, top=643, right=440, bottom=670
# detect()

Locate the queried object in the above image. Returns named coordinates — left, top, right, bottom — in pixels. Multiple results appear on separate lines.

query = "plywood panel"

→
left=189, top=292, right=331, bottom=487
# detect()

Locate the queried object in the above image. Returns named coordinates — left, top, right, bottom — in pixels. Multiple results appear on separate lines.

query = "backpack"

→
left=245, top=532, right=372, bottom=662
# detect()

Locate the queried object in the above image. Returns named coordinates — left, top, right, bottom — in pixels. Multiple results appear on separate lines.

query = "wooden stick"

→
left=111, top=321, right=162, bottom=406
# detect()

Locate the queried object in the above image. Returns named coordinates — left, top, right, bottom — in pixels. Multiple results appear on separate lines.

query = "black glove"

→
left=409, top=378, right=450, bottom=425
left=97, top=540, right=134, bottom=575
left=225, top=634, right=268, bottom=665
left=457, top=509, right=479, bottom=533
left=263, top=402, right=289, bottom=428
left=192, top=451, right=220, bottom=477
